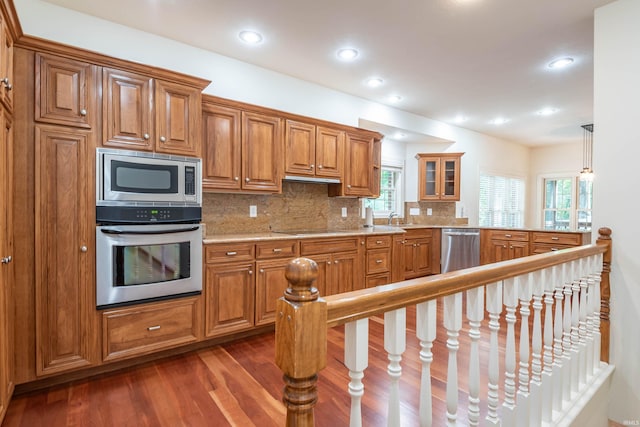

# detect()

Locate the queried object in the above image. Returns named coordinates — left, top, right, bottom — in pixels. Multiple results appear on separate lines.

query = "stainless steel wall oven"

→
left=95, top=148, right=203, bottom=309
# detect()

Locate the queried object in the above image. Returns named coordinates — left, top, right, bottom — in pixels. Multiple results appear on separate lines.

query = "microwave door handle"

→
left=100, top=226, right=200, bottom=235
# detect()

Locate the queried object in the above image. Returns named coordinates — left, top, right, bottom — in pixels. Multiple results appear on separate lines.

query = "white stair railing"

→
left=416, top=300, right=437, bottom=427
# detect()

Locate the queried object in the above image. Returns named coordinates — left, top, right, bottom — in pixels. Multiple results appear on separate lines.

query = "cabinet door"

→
left=35, top=53, right=97, bottom=129
left=315, top=126, right=344, bottom=179
left=403, top=240, right=418, bottom=279
left=333, top=252, right=361, bottom=293
left=342, top=132, right=373, bottom=196
left=419, top=157, right=441, bottom=200
left=413, top=237, right=434, bottom=276
left=205, top=263, right=254, bottom=337
left=510, top=240, right=529, bottom=259
left=202, top=103, right=241, bottom=190
left=391, top=235, right=406, bottom=282
left=0, top=111, right=12, bottom=420
left=35, top=125, right=96, bottom=376
left=488, top=240, right=511, bottom=263
left=155, top=79, right=200, bottom=156
left=310, top=254, right=331, bottom=297
left=242, top=111, right=282, bottom=192
left=440, top=156, right=461, bottom=200
left=0, top=20, right=13, bottom=112
left=285, top=119, right=315, bottom=176
left=102, top=68, right=154, bottom=150
left=255, top=258, right=290, bottom=325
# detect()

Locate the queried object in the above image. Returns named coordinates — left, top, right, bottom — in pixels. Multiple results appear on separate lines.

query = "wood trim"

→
left=1, top=0, right=23, bottom=41
left=15, top=35, right=210, bottom=89
left=323, top=243, right=607, bottom=328
left=596, top=227, right=612, bottom=363
left=202, top=94, right=383, bottom=139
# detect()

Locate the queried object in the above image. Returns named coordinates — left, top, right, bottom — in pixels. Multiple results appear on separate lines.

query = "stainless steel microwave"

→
left=96, top=148, right=202, bottom=207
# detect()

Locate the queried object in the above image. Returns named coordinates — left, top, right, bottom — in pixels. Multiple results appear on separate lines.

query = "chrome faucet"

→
left=388, top=212, right=398, bottom=225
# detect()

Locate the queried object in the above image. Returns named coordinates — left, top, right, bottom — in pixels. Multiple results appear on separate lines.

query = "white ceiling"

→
left=41, top=0, right=614, bottom=146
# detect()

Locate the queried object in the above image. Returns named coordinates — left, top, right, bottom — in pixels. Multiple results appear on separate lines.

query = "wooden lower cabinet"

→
left=205, top=262, right=255, bottom=337
left=300, top=237, right=363, bottom=296
left=480, top=230, right=530, bottom=264
left=530, top=231, right=590, bottom=254
left=102, top=297, right=201, bottom=362
left=0, top=108, right=12, bottom=421
left=255, top=258, right=291, bottom=326
left=401, top=228, right=441, bottom=279
left=35, top=125, right=97, bottom=376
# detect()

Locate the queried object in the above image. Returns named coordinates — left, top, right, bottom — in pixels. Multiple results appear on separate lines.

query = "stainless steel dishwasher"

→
left=441, top=228, right=480, bottom=273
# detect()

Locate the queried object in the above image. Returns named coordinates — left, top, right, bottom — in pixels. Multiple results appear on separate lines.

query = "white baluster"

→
left=385, top=308, right=406, bottom=427
left=485, top=282, right=503, bottom=426
left=444, top=293, right=462, bottom=426
left=516, top=274, right=532, bottom=425
left=530, top=271, right=544, bottom=426
left=345, top=318, right=369, bottom=427
left=562, top=263, right=573, bottom=406
left=592, top=254, right=602, bottom=370
left=552, top=265, right=565, bottom=414
left=502, top=277, right=519, bottom=426
left=466, top=287, right=484, bottom=426
left=584, top=255, right=596, bottom=378
left=541, top=267, right=556, bottom=423
left=578, top=258, right=590, bottom=385
left=570, top=261, right=581, bottom=396
left=416, top=300, right=437, bottom=427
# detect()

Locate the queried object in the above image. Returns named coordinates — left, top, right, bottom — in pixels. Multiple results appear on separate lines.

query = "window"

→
left=543, top=176, right=592, bottom=230
left=364, top=164, right=404, bottom=217
left=479, top=174, right=525, bottom=227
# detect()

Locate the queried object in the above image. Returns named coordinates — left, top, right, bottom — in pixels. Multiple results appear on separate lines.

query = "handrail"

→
left=325, top=241, right=606, bottom=328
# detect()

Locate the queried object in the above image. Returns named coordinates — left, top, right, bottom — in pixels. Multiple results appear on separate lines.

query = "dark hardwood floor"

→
left=3, top=304, right=514, bottom=426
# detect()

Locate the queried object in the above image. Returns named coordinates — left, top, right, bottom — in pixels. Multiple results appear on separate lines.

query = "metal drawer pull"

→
left=376, top=259, right=383, bottom=264
left=226, top=251, right=237, bottom=256
left=376, top=240, right=383, bottom=244
left=551, top=236, right=560, bottom=240
left=504, top=234, right=512, bottom=238
left=273, top=248, right=282, bottom=253
left=147, top=325, right=161, bottom=331
left=551, top=248, right=558, bottom=251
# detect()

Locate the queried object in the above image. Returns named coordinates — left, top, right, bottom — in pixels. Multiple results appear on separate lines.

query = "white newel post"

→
left=552, top=265, right=566, bottom=414
left=416, top=300, right=437, bottom=427
left=541, top=267, right=556, bottom=423
left=530, top=270, right=544, bottom=426
left=502, top=277, right=519, bottom=426
left=516, top=274, right=532, bottom=425
left=384, top=308, right=406, bottom=427
left=345, top=318, right=369, bottom=427
left=466, top=287, right=484, bottom=426
left=444, top=293, right=462, bottom=426
left=485, top=282, right=503, bottom=426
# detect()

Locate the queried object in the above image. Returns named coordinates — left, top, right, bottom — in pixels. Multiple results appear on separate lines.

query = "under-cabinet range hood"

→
left=283, top=175, right=341, bottom=184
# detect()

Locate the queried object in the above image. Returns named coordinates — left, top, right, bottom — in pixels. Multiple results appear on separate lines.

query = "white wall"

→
left=594, top=0, right=640, bottom=422
left=14, top=0, right=536, bottom=228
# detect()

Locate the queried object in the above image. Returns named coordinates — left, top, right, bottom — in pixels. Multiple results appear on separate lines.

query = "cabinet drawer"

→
left=366, top=248, right=391, bottom=274
left=300, top=237, right=360, bottom=255
left=255, top=240, right=299, bottom=259
left=366, top=273, right=391, bottom=288
left=530, top=243, right=575, bottom=255
left=102, top=297, right=200, bottom=362
left=531, top=232, right=581, bottom=246
left=403, top=228, right=433, bottom=239
left=205, top=242, right=255, bottom=263
left=487, top=230, right=529, bottom=241
left=366, top=235, right=392, bottom=249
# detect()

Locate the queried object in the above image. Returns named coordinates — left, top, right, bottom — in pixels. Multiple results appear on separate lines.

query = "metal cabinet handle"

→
left=510, top=246, right=514, bottom=249
left=551, top=236, right=560, bottom=241
left=376, top=259, right=383, bottom=264
left=234, top=177, right=239, bottom=181
left=503, top=245, right=507, bottom=248
left=1, top=256, right=11, bottom=264
left=347, top=184, right=351, bottom=188
left=143, top=133, right=150, bottom=140
left=80, top=246, right=87, bottom=253
left=147, top=325, right=161, bottom=331
left=318, top=165, right=323, bottom=169
left=310, top=164, right=314, bottom=169
left=248, top=270, right=253, bottom=275
left=272, top=248, right=282, bottom=253
left=80, top=109, right=87, bottom=116
left=551, top=248, right=558, bottom=251
left=1, top=77, right=11, bottom=90
left=245, top=177, right=250, bottom=182
left=376, top=240, right=383, bottom=245
left=159, top=136, right=166, bottom=143
left=334, top=260, right=339, bottom=264
left=505, top=234, right=512, bottom=238
left=260, top=268, right=265, bottom=273
left=226, top=251, right=237, bottom=256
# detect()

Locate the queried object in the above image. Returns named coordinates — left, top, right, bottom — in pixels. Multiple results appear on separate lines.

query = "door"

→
left=285, top=119, right=315, bottom=176
left=205, top=262, right=255, bottom=337
left=35, top=125, right=95, bottom=375
left=255, top=258, right=290, bottom=325
left=342, top=132, right=373, bottom=196
left=102, top=68, right=154, bottom=150
left=0, top=21, right=12, bottom=111
left=413, top=237, right=433, bottom=276
left=202, top=103, right=241, bottom=190
left=315, top=126, right=344, bottom=178
left=155, top=79, right=200, bottom=156
left=242, top=111, right=282, bottom=192
left=332, top=252, right=360, bottom=293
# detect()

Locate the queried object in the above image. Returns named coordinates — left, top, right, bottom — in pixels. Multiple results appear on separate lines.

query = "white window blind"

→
left=364, top=164, right=404, bottom=217
left=479, top=174, right=525, bottom=227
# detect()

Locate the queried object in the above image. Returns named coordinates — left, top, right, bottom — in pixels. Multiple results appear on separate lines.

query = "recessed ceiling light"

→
left=548, top=57, right=574, bottom=69
left=537, top=107, right=558, bottom=116
left=239, top=30, right=263, bottom=44
left=491, top=117, right=509, bottom=125
left=366, top=77, right=384, bottom=88
left=337, top=48, right=359, bottom=61
left=388, top=95, right=402, bottom=103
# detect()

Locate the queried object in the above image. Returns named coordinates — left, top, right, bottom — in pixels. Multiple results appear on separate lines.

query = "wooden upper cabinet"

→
left=103, top=68, right=201, bottom=156
left=0, top=16, right=13, bottom=112
left=102, top=68, right=154, bottom=150
left=284, top=120, right=344, bottom=179
left=35, top=53, right=97, bottom=129
left=154, top=79, right=200, bottom=156
left=241, top=111, right=283, bottom=193
left=202, top=102, right=242, bottom=191
left=416, top=153, right=463, bottom=201
left=337, top=132, right=374, bottom=197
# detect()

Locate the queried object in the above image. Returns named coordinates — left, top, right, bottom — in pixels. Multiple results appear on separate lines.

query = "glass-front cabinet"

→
left=416, top=153, right=463, bottom=201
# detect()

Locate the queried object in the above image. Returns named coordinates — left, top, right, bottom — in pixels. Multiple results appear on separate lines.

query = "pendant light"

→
left=580, top=124, right=594, bottom=181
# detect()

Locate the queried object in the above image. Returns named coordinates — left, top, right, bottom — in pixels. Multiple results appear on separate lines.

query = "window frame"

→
left=478, top=171, right=526, bottom=228
left=540, top=174, right=592, bottom=231
left=363, top=160, right=405, bottom=219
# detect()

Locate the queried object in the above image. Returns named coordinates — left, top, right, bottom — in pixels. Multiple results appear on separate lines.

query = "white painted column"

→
left=444, top=293, right=462, bottom=426
left=516, top=274, right=532, bottom=425
left=485, top=282, right=503, bottom=426
left=345, top=318, right=369, bottom=427
left=384, top=308, right=406, bottom=427
left=416, top=300, right=437, bottom=427
left=541, top=267, right=556, bottom=423
left=502, top=277, right=519, bottom=426
left=466, top=287, right=484, bottom=426
left=529, top=270, right=544, bottom=426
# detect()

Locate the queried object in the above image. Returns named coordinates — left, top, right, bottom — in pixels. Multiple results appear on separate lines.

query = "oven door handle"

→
left=100, top=226, right=200, bottom=235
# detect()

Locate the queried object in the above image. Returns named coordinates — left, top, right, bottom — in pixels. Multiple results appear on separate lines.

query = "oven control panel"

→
left=97, top=206, right=201, bottom=224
